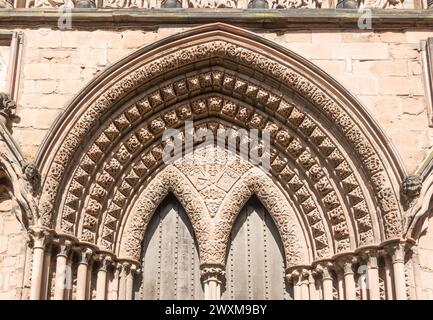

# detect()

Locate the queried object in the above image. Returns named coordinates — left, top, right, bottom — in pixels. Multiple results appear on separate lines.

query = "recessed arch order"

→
left=35, top=23, right=406, bottom=268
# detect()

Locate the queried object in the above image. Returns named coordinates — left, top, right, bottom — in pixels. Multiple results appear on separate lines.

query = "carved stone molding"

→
left=35, top=24, right=404, bottom=269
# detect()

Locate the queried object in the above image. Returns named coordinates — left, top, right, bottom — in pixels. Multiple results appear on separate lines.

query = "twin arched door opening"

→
left=134, top=193, right=289, bottom=300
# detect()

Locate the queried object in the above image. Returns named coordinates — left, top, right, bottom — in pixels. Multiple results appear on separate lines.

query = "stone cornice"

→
left=0, top=9, right=432, bottom=30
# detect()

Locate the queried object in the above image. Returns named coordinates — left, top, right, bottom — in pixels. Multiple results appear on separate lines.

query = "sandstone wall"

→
left=0, top=199, right=28, bottom=300
left=9, top=27, right=432, bottom=173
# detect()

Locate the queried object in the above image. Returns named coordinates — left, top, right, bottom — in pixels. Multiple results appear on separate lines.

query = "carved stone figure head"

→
left=0, top=93, right=16, bottom=116
left=24, top=163, right=41, bottom=194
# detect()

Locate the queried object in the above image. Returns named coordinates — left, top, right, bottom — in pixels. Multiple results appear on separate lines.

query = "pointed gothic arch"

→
left=28, top=23, right=410, bottom=300
left=117, top=165, right=211, bottom=262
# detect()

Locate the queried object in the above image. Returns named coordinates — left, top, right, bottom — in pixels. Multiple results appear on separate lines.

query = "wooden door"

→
left=222, top=196, right=289, bottom=300
left=135, top=193, right=203, bottom=300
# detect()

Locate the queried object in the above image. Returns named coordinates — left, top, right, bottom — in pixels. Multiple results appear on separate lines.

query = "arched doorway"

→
left=222, top=196, right=288, bottom=300
left=28, top=23, right=408, bottom=300
left=135, top=193, right=202, bottom=300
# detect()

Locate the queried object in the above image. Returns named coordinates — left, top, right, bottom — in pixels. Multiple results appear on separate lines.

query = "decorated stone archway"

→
left=26, top=23, right=412, bottom=300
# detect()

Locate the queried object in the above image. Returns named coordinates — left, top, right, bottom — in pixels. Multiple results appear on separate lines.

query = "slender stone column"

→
left=65, top=256, right=73, bottom=300
left=86, top=259, right=94, bottom=300
left=287, top=270, right=301, bottom=300
left=53, top=239, right=73, bottom=300
left=381, top=252, right=394, bottom=300
left=126, top=264, right=137, bottom=300
left=300, top=269, right=310, bottom=300
left=388, top=243, right=407, bottom=300
left=109, top=264, right=121, bottom=300
left=337, top=272, right=344, bottom=300
left=341, top=255, right=357, bottom=300
left=76, top=247, right=93, bottom=300
left=316, top=262, right=333, bottom=300
left=201, top=264, right=225, bottom=300
left=29, top=228, right=51, bottom=300
left=40, top=243, right=52, bottom=300
left=360, top=271, right=368, bottom=300
left=118, top=262, right=130, bottom=301
left=361, top=249, right=380, bottom=300
left=308, top=271, right=318, bottom=300
left=96, top=255, right=112, bottom=300
left=333, top=261, right=344, bottom=300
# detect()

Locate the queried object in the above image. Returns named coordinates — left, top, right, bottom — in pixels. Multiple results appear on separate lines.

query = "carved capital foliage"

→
left=336, top=254, right=357, bottom=274
left=76, top=246, right=94, bottom=265
left=315, top=261, right=333, bottom=279
left=358, top=248, right=380, bottom=269
left=385, top=242, right=406, bottom=264
left=55, top=237, right=74, bottom=257
left=200, top=264, right=226, bottom=283
left=96, top=254, right=113, bottom=271
left=29, top=227, right=52, bottom=249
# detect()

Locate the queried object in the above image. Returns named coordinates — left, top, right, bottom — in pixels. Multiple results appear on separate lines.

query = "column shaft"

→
left=337, top=273, right=344, bottom=300
left=344, top=272, right=356, bottom=300
left=118, top=263, right=130, bottom=300
left=393, top=261, right=407, bottom=300
left=384, top=257, right=394, bottom=300
left=109, top=266, right=120, bottom=300
left=367, top=256, right=380, bottom=300
left=76, top=262, right=88, bottom=300
left=96, top=268, right=108, bottom=300
left=308, top=273, right=317, bottom=300
left=54, top=255, right=68, bottom=300
left=126, top=267, right=135, bottom=300
left=391, top=244, right=407, bottom=300
left=300, top=280, right=309, bottom=300
left=29, top=244, right=46, bottom=300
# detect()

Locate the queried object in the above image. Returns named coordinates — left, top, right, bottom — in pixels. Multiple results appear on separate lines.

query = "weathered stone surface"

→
left=1, top=21, right=433, bottom=300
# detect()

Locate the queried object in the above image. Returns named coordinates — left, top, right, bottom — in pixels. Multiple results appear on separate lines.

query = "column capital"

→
left=111, top=261, right=122, bottom=270
left=285, top=269, right=300, bottom=284
left=54, top=237, right=74, bottom=258
left=287, top=267, right=310, bottom=283
left=96, top=254, right=113, bottom=271
left=75, top=246, right=94, bottom=265
left=314, top=261, right=333, bottom=279
left=118, top=260, right=140, bottom=275
left=358, top=247, right=380, bottom=268
left=28, top=227, right=52, bottom=249
left=200, top=264, right=225, bottom=284
left=336, top=254, right=357, bottom=275
left=384, top=242, right=406, bottom=264
left=308, top=269, right=318, bottom=284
